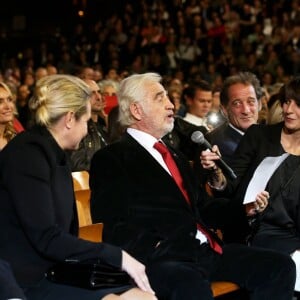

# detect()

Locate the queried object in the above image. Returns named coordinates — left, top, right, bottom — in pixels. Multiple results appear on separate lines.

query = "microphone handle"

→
left=216, top=158, right=237, bottom=180
left=202, top=140, right=237, bottom=180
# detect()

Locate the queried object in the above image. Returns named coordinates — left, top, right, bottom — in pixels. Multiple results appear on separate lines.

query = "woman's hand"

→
left=121, top=250, right=155, bottom=295
left=245, top=191, right=270, bottom=216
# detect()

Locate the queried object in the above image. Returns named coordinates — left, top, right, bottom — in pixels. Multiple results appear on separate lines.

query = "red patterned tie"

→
left=154, top=141, right=222, bottom=254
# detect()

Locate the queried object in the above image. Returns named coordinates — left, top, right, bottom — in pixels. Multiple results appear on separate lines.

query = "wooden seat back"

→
left=79, top=223, right=103, bottom=242
left=211, top=281, right=240, bottom=297
left=72, top=171, right=92, bottom=227
left=72, top=171, right=90, bottom=191
left=74, top=189, right=92, bottom=227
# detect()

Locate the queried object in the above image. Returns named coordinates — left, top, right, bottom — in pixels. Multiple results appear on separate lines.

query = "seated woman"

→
left=0, top=74, right=156, bottom=300
left=200, top=75, right=300, bottom=292
left=0, top=82, right=18, bottom=151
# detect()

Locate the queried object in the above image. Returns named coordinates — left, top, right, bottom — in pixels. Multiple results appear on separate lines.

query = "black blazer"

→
left=205, top=122, right=242, bottom=166
left=0, top=126, right=122, bottom=285
left=90, top=133, right=222, bottom=264
left=0, top=259, right=25, bottom=299
left=225, top=122, right=286, bottom=197
left=223, top=122, right=300, bottom=252
left=163, top=116, right=208, bottom=161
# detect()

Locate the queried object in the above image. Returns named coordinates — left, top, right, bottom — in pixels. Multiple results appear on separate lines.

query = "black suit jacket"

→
left=163, top=116, right=208, bottom=161
left=0, top=259, right=25, bottom=299
left=90, top=133, right=222, bottom=264
left=219, top=122, right=300, bottom=247
left=0, top=126, right=121, bottom=285
left=225, top=122, right=286, bottom=198
left=205, top=122, right=242, bottom=166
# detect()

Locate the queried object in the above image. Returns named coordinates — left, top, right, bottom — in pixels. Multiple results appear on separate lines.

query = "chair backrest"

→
left=211, top=281, right=240, bottom=297
left=72, top=171, right=92, bottom=227
left=74, top=189, right=92, bottom=227
left=72, top=171, right=90, bottom=191
left=78, top=223, right=103, bottom=242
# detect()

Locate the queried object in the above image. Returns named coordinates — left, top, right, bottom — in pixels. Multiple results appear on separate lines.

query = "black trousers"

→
left=146, top=243, right=296, bottom=300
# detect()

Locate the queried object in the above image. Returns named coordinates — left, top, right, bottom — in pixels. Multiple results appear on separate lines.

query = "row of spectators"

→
left=0, top=0, right=300, bottom=98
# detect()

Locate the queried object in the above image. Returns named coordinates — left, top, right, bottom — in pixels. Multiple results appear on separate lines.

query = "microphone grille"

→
left=191, top=131, right=205, bottom=144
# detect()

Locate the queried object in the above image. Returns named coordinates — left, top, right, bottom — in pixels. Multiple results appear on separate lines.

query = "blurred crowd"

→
left=0, top=0, right=299, bottom=130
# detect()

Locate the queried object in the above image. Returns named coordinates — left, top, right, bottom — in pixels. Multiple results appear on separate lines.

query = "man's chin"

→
left=165, top=123, right=174, bottom=134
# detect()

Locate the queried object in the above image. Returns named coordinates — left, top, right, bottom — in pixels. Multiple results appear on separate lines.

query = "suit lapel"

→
left=124, top=134, right=194, bottom=211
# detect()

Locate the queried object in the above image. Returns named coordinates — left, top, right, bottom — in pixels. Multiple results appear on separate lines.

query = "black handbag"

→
left=46, top=259, right=132, bottom=290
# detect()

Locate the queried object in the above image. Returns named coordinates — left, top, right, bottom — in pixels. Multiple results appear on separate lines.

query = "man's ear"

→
left=129, top=102, right=142, bottom=121
left=65, top=111, right=75, bottom=129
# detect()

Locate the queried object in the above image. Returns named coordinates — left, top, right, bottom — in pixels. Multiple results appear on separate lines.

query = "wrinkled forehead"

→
left=227, top=84, right=257, bottom=102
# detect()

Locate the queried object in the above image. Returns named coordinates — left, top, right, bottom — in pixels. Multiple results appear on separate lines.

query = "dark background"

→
left=1, top=0, right=126, bottom=36
left=0, top=0, right=127, bottom=57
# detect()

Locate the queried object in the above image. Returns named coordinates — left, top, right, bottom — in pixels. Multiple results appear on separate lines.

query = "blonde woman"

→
left=0, top=74, right=156, bottom=300
left=0, top=82, right=17, bottom=151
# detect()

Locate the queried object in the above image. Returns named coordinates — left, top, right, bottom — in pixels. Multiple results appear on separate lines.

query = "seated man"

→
left=205, top=72, right=262, bottom=166
left=182, top=80, right=213, bottom=131
left=203, top=72, right=262, bottom=243
left=69, top=79, right=108, bottom=171
left=90, top=72, right=296, bottom=300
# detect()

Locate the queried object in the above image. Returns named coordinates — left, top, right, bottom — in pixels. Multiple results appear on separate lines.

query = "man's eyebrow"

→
left=154, top=90, right=166, bottom=98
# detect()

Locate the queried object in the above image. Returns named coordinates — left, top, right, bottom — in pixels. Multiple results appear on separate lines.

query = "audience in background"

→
left=206, top=86, right=227, bottom=129
left=1, top=1, right=298, bottom=125
left=98, top=79, right=119, bottom=116
left=267, top=90, right=284, bottom=125
left=257, top=87, right=270, bottom=124
left=69, top=78, right=108, bottom=171
left=182, top=80, right=213, bottom=131
left=0, top=82, right=18, bottom=151
left=15, top=84, right=32, bottom=129
left=167, top=85, right=185, bottom=117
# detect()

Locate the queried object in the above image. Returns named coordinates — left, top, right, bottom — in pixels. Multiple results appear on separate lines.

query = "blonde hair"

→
left=0, top=82, right=16, bottom=142
left=29, top=74, right=91, bottom=127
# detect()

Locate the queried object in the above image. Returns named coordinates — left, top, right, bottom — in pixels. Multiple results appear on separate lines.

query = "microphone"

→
left=191, top=131, right=237, bottom=180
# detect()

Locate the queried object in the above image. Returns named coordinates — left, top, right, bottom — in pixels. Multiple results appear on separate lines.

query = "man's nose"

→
left=241, top=103, right=251, bottom=113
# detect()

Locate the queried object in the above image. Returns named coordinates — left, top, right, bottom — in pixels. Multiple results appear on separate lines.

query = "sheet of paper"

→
left=243, top=153, right=289, bottom=204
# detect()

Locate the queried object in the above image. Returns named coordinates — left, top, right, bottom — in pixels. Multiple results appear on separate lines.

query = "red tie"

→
left=154, top=141, right=190, bottom=203
left=154, top=141, right=222, bottom=254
